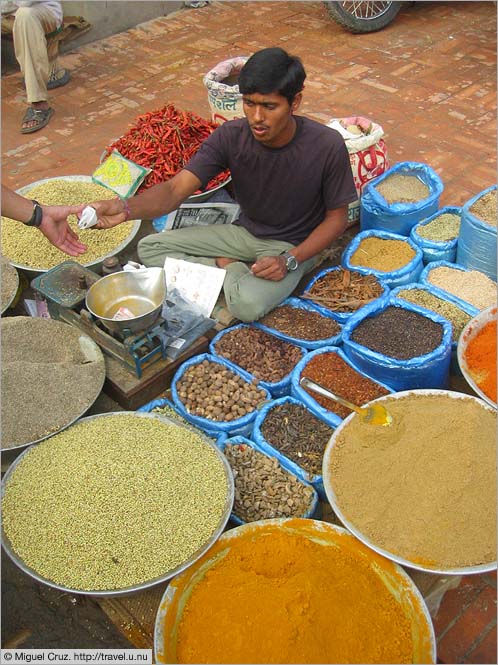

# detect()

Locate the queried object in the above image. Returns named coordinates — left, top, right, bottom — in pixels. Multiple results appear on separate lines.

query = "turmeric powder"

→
left=464, top=318, right=497, bottom=402
left=161, top=520, right=433, bottom=664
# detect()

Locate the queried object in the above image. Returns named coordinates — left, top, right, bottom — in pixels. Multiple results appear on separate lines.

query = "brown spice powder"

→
left=328, top=393, right=496, bottom=568
left=350, top=237, right=415, bottom=272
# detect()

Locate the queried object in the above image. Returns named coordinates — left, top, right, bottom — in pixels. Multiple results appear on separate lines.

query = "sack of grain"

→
left=457, top=184, right=497, bottom=281
left=203, top=56, right=248, bottom=125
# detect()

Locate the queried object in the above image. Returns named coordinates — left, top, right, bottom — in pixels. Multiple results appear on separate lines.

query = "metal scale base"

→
left=30, top=261, right=210, bottom=409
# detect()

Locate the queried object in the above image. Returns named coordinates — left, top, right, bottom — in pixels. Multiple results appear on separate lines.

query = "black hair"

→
left=238, top=47, right=306, bottom=105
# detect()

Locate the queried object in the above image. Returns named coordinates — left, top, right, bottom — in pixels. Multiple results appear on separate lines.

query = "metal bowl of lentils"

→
left=1, top=411, right=234, bottom=596
left=1, top=176, right=141, bottom=275
left=0, top=255, right=19, bottom=314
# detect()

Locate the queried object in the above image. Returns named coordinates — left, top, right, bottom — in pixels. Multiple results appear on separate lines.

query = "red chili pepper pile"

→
left=104, top=104, right=231, bottom=194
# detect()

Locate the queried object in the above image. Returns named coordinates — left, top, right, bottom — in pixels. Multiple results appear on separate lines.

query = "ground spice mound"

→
left=0, top=256, right=18, bottom=312
left=470, top=190, right=497, bottom=227
left=1, top=180, right=136, bottom=269
left=175, top=527, right=415, bottom=664
left=375, top=173, right=430, bottom=204
left=2, top=415, right=229, bottom=591
left=350, top=236, right=415, bottom=272
left=427, top=266, right=496, bottom=311
left=328, top=394, right=496, bottom=568
left=416, top=213, right=461, bottom=241
left=1, top=317, right=105, bottom=448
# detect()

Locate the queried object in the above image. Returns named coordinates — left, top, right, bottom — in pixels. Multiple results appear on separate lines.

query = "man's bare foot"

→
left=215, top=257, right=237, bottom=268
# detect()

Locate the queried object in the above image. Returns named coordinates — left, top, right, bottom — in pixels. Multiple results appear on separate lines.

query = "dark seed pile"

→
left=260, top=402, right=334, bottom=477
left=351, top=306, right=444, bottom=360
left=259, top=304, right=341, bottom=341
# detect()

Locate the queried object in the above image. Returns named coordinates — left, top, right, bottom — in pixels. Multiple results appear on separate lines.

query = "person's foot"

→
left=21, top=102, right=54, bottom=134
left=47, top=68, right=71, bottom=90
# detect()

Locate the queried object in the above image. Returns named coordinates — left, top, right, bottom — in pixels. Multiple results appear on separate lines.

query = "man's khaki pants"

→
left=1, top=5, right=60, bottom=103
left=137, top=224, right=320, bottom=322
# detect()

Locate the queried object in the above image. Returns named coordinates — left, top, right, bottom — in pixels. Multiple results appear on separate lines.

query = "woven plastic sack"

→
left=419, top=260, right=495, bottom=313
left=327, top=116, right=389, bottom=226
left=457, top=185, right=497, bottom=281
left=410, top=206, right=462, bottom=264
left=252, top=296, right=343, bottom=351
left=341, top=298, right=452, bottom=391
left=301, top=265, right=390, bottom=325
left=92, top=149, right=150, bottom=198
left=290, top=345, right=394, bottom=428
left=209, top=323, right=305, bottom=398
left=220, top=435, right=321, bottom=524
left=390, top=282, right=478, bottom=375
left=203, top=56, right=248, bottom=125
left=342, top=229, right=424, bottom=288
left=360, top=161, right=444, bottom=235
left=170, top=353, right=271, bottom=438
left=252, top=395, right=335, bottom=500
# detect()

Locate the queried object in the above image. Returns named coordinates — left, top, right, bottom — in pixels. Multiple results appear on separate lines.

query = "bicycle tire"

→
left=324, top=1, right=403, bottom=33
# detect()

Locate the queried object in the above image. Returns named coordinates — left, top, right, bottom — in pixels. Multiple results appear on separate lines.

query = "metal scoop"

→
left=299, top=377, right=393, bottom=427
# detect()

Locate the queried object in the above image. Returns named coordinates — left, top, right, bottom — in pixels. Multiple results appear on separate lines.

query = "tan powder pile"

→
left=470, top=190, right=497, bottom=227
left=1, top=317, right=105, bottom=448
left=427, top=266, right=496, bottom=311
left=328, top=393, right=496, bottom=568
left=350, top=236, right=416, bottom=272
left=375, top=174, right=430, bottom=204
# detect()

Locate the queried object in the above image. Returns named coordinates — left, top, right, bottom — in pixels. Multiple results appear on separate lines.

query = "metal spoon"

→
left=299, top=377, right=393, bottom=427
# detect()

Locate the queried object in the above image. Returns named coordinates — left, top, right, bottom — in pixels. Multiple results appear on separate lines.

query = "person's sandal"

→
left=20, top=106, right=54, bottom=134
left=47, top=68, right=71, bottom=90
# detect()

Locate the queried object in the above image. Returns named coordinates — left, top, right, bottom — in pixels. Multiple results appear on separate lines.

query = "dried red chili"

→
left=301, top=352, right=390, bottom=419
left=103, top=104, right=230, bottom=194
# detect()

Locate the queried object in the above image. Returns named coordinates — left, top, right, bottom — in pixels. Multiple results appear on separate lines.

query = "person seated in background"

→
left=1, top=184, right=86, bottom=255
left=82, top=47, right=357, bottom=322
left=1, top=0, right=71, bottom=133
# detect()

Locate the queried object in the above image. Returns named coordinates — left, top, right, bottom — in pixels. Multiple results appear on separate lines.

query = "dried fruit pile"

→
left=104, top=104, right=230, bottom=193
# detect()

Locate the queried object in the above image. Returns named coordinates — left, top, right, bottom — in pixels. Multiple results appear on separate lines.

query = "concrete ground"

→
left=1, top=1, right=497, bottom=662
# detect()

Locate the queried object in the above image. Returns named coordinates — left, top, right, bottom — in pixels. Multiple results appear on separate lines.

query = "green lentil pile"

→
left=152, top=403, right=215, bottom=443
left=396, top=288, right=472, bottom=342
left=375, top=174, right=430, bottom=204
left=0, top=256, right=19, bottom=312
left=2, top=414, right=230, bottom=591
left=1, top=180, right=136, bottom=270
left=416, top=213, right=461, bottom=241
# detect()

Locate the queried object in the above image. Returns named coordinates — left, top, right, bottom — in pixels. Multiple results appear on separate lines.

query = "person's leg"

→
left=13, top=5, right=57, bottom=132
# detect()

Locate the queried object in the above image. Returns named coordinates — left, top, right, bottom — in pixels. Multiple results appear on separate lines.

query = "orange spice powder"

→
left=465, top=319, right=497, bottom=402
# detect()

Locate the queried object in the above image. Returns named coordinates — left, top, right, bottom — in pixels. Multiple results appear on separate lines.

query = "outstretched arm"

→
left=1, top=184, right=87, bottom=256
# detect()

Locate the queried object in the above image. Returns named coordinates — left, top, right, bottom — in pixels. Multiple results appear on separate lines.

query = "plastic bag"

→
left=360, top=161, right=444, bottom=235
left=457, top=185, right=497, bottom=281
left=410, top=206, right=461, bottom=264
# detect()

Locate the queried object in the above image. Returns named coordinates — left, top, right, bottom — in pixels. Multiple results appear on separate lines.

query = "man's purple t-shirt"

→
left=184, top=115, right=357, bottom=245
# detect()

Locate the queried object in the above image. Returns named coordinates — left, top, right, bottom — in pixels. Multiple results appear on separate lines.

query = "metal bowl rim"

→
left=457, top=305, right=497, bottom=410
left=153, top=517, right=436, bottom=664
left=8, top=176, right=141, bottom=274
left=322, top=388, right=497, bottom=576
left=0, top=317, right=105, bottom=451
left=0, top=259, right=20, bottom=314
left=1, top=411, right=234, bottom=596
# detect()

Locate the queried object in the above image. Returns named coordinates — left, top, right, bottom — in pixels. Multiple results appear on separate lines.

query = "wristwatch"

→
left=25, top=200, right=43, bottom=227
left=281, top=251, right=299, bottom=272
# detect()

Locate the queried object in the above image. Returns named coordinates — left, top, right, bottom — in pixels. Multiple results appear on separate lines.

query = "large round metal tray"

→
left=322, top=389, right=497, bottom=575
left=187, top=175, right=232, bottom=203
left=457, top=305, right=497, bottom=409
left=1, top=411, right=234, bottom=596
left=154, top=518, right=436, bottom=664
left=0, top=256, right=20, bottom=314
left=0, top=317, right=105, bottom=451
left=7, top=176, right=141, bottom=274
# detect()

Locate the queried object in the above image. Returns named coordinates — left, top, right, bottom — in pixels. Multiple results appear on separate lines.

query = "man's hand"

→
left=251, top=255, right=287, bottom=281
left=75, top=198, right=127, bottom=229
left=39, top=204, right=87, bottom=256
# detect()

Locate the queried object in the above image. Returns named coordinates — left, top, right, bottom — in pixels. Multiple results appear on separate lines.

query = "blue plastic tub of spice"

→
left=342, top=229, right=424, bottom=288
left=170, top=353, right=271, bottom=438
left=137, top=396, right=227, bottom=447
left=252, top=395, right=335, bottom=500
left=390, top=283, right=478, bottom=375
left=300, top=265, right=390, bottom=325
left=209, top=323, right=304, bottom=398
left=290, top=346, right=394, bottom=428
left=341, top=298, right=453, bottom=391
left=253, top=296, right=342, bottom=350
left=410, top=206, right=462, bottom=264
left=220, top=435, right=321, bottom=525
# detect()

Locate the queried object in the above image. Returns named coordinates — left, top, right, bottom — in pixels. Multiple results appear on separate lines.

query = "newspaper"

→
left=159, top=202, right=240, bottom=231
left=164, top=257, right=226, bottom=318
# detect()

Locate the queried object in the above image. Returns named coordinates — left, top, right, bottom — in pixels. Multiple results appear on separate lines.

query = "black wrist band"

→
left=25, top=200, right=43, bottom=227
